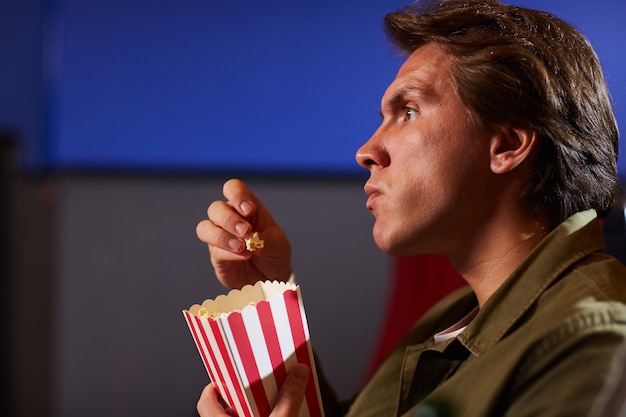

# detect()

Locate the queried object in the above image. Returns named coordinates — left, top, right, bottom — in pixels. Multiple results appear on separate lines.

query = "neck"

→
left=449, top=210, right=551, bottom=308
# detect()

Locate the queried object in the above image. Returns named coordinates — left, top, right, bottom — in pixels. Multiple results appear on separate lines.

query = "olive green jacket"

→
left=340, top=210, right=626, bottom=417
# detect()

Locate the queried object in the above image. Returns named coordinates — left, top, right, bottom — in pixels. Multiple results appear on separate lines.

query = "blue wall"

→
left=0, top=1, right=46, bottom=165
left=2, top=0, right=625, bottom=174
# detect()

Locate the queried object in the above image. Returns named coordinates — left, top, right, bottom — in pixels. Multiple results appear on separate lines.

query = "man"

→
left=195, top=0, right=626, bottom=416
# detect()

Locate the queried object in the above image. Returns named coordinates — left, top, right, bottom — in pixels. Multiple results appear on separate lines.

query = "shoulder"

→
left=528, top=298, right=626, bottom=359
left=505, top=292, right=626, bottom=394
left=526, top=255, right=626, bottom=356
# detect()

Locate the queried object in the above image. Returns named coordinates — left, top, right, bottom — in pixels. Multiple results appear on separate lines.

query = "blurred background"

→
left=1, top=0, right=624, bottom=416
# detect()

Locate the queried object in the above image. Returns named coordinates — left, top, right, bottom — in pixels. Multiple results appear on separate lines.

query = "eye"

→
left=403, top=106, right=418, bottom=121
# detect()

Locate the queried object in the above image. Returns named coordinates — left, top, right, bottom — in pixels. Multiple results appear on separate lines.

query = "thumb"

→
left=271, top=363, right=310, bottom=417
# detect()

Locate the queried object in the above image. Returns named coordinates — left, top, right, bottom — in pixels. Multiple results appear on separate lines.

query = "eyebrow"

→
left=380, top=83, right=437, bottom=117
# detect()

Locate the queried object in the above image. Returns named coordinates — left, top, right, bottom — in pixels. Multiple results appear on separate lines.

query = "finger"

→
left=207, top=200, right=251, bottom=239
left=222, top=179, right=258, bottom=218
left=270, top=364, right=309, bottom=417
left=196, top=219, right=250, bottom=255
left=197, top=384, right=231, bottom=417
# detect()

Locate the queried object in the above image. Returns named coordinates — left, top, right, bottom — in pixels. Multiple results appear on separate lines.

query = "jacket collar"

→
left=457, top=209, right=605, bottom=356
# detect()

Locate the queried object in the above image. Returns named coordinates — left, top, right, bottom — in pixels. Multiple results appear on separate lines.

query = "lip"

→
left=364, top=183, right=381, bottom=211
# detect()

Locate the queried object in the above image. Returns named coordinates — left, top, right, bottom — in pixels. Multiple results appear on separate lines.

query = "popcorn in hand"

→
left=245, top=232, right=264, bottom=252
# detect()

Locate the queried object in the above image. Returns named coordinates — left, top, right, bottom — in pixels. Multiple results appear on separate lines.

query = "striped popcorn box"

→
left=183, top=280, right=324, bottom=417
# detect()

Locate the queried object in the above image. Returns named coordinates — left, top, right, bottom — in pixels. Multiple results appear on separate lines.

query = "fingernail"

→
left=240, top=200, right=254, bottom=216
left=292, top=364, right=309, bottom=381
left=235, top=222, right=248, bottom=237
left=228, top=238, right=242, bottom=251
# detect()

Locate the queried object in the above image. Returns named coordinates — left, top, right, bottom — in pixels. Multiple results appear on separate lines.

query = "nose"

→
left=355, top=129, right=389, bottom=170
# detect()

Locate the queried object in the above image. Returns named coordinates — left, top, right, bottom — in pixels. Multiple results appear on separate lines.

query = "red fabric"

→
left=362, top=254, right=466, bottom=382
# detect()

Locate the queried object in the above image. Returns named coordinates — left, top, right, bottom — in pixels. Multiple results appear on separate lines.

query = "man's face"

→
left=356, top=43, right=493, bottom=256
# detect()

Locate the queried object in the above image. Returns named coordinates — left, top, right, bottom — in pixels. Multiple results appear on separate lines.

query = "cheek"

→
left=393, top=156, right=462, bottom=217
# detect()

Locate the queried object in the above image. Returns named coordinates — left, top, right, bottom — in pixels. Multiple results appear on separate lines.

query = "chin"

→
left=373, top=228, right=431, bottom=257
left=373, top=235, right=414, bottom=256
left=384, top=246, right=423, bottom=257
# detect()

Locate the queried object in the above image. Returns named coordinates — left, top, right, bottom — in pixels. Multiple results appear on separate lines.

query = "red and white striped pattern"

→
left=183, top=287, right=324, bottom=417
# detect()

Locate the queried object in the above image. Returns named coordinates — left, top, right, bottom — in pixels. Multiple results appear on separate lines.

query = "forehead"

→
left=383, top=43, right=455, bottom=103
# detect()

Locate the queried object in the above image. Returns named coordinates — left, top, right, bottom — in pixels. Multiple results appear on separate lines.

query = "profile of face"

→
left=356, top=43, right=495, bottom=257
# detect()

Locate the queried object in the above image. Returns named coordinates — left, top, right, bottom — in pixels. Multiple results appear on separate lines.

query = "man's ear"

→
left=489, top=126, right=538, bottom=174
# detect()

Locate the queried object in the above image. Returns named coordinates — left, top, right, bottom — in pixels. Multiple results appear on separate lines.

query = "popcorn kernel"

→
left=245, top=232, right=264, bottom=252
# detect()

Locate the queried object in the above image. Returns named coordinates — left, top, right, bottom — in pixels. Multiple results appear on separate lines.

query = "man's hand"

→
left=196, top=179, right=292, bottom=289
left=270, top=364, right=310, bottom=417
left=197, top=364, right=310, bottom=417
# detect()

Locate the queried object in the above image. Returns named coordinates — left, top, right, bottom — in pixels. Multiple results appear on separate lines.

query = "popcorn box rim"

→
left=184, top=280, right=299, bottom=318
